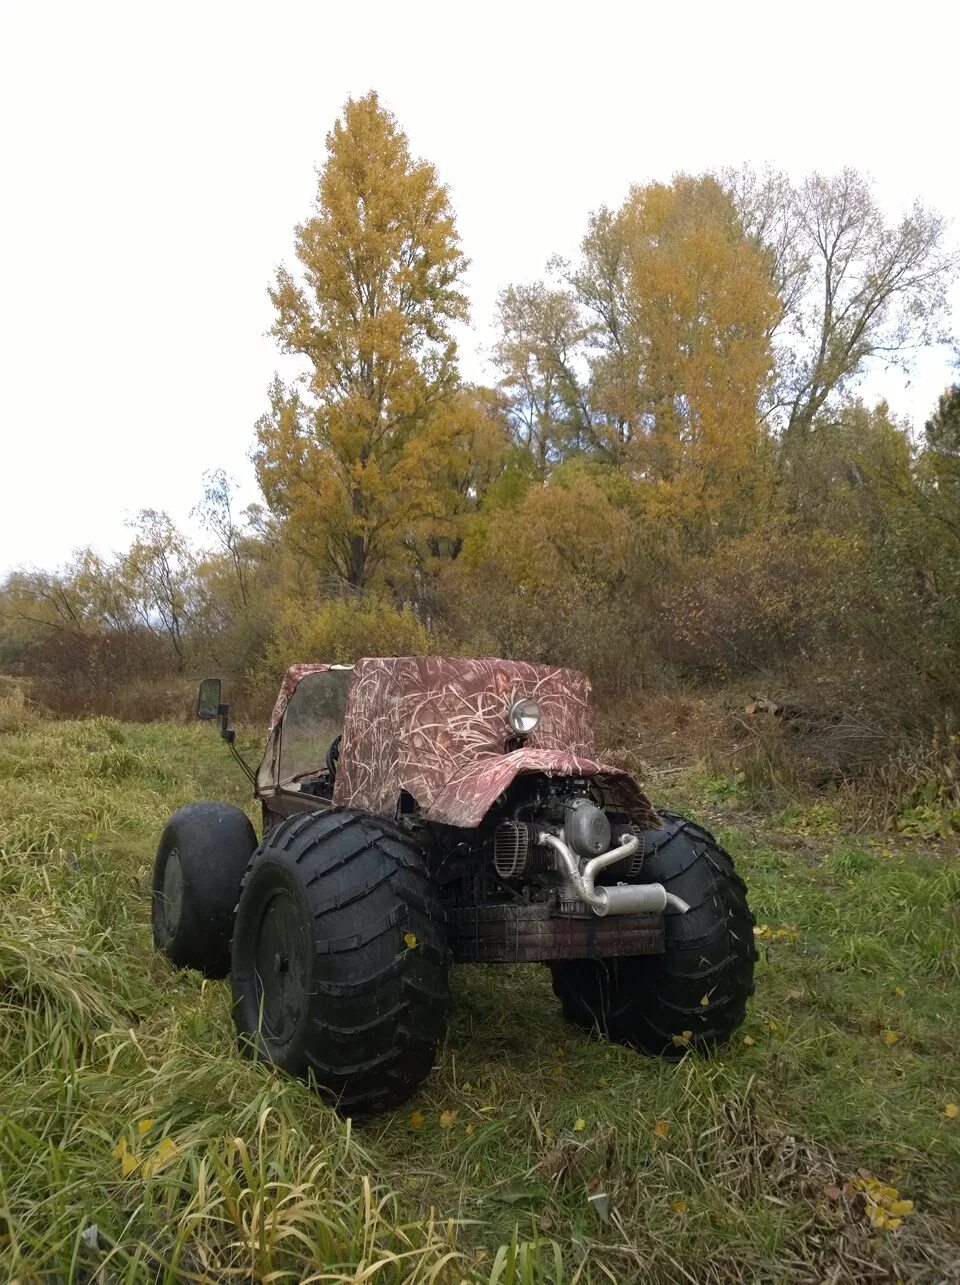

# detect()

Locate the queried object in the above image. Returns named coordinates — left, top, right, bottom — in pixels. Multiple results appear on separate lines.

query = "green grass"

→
left=1, top=706, right=959, bottom=1282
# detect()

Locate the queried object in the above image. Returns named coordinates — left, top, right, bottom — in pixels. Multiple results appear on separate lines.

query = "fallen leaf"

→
left=111, top=1137, right=138, bottom=1178
left=894, top=986, right=906, bottom=998
left=742, top=1035, right=755, bottom=1046
left=823, top=1185, right=842, bottom=1201
left=137, top=1118, right=155, bottom=1135
left=573, top=1118, right=586, bottom=1132
left=465, top=1123, right=475, bottom=1135
left=672, top=1199, right=688, bottom=1214
left=439, top=1109, right=456, bottom=1128
left=700, top=993, right=710, bottom=1007
left=403, top=932, right=418, bottom=950
left=882, top=1030, right=900, bottom=1045
left=888, top=1199, right=914, bottom=1216
left=653, top=1119, right=670, bottom=1139
left=408, top=1111, right=424, bottom=1129
left=141, top=1137, right=178, bottom=1177
left=671, top=1030, right=692, bottom=1048
left=944, top=1102, right=959, bottom=1119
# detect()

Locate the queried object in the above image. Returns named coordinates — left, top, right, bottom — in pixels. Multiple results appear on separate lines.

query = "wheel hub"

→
left=161, top=848, right=184, bottom=938
left=254, top=890, right=309, bottom=1044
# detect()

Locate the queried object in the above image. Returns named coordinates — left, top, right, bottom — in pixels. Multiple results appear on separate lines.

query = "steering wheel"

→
left=325, top=734, right=342, bottom=782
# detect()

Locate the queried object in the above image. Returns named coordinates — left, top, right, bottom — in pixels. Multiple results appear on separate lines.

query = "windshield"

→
left=277, top=667, right=353, bottom=785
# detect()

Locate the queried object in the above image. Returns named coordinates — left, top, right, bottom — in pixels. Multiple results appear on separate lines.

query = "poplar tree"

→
left=255, top=92, right=468, bottom=589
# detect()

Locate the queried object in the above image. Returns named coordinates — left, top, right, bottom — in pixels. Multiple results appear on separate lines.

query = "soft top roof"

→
left=269, top=657, right=655, bottom=829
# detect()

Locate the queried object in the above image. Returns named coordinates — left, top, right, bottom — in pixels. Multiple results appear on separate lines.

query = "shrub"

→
left=256, top=595, right=435, bottom=685
left=0, top=679, right=37, bottom=734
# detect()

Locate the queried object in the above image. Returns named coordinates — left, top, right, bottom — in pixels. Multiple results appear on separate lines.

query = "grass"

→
left=1, top=705, right=959, bottom=1282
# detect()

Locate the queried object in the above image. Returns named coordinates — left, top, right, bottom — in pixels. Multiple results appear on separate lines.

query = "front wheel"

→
left=550, top=811, right=756, bottom=1056
left=231, top=809, right=449, bottom=1116
left=152, top=801, right=257, bottom=977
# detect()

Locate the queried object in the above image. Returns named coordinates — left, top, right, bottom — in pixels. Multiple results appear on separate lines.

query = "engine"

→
left=431, top=773, right=687, bottom=928
left=489, top=778, right=643, bottom=884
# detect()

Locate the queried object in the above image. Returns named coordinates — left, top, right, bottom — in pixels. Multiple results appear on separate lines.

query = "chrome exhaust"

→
left=538, top=831, right=690, bottom=917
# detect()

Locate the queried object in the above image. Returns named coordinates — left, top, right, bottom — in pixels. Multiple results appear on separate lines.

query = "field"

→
left=1, top=701, right=959, bottom=1283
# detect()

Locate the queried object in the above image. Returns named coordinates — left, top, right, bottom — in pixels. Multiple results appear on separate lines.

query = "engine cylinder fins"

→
left=600, top=849, right=644, bottom=880
left=492, top=822, right=553, bottom=880
left=599, top=824, right=647, bottom=878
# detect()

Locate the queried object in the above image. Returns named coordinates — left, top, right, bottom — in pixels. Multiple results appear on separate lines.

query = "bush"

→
left=0, top=679, right=38, bottom=733
left=256, top=595, right=436, bottom=685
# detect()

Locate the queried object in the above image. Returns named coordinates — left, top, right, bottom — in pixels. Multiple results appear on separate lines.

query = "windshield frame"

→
left=257, top=665, right=355, bottom=794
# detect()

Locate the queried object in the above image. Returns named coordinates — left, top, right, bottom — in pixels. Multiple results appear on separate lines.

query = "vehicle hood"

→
left=423, top=748, right=658, bottom=828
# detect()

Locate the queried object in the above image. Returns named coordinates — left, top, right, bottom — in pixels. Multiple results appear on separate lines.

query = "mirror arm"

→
left=217, top=702, right=257, bottom=787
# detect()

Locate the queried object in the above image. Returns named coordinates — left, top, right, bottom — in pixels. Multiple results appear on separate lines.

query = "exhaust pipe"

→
left=538, top=831, right=690, bottom=917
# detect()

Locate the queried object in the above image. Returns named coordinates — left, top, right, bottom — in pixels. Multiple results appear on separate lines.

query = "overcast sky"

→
left=1, top=1, right=958, bottom=575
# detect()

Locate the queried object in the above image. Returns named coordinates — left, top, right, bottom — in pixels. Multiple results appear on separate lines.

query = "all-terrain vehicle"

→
left=152, top=658, right=755, bottom=1115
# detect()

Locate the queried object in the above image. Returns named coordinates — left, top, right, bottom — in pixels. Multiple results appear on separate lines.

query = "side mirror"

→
left=197, top=678, right=222, bottom=720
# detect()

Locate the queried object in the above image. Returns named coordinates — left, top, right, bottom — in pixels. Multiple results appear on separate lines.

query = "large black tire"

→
left=152, top=801, right=257, bottom=977
left=231, top=809, right=449, bottom=1116
left=550, top=811, right=756, bottom=1056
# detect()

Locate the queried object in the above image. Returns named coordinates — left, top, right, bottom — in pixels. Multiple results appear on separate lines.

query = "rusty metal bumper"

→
left=446, top=902, right=664, bottom=963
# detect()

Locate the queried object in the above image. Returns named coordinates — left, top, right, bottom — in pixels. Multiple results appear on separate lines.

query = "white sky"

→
left=1, top=0, right=958, bottom=575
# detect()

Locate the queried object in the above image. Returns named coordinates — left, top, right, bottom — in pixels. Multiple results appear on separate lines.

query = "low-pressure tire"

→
left=550, top=811, right=756, bottom=1056
left=231, top=809, right=449, bottom=1116
left=152, top=801, right=257, bottom=977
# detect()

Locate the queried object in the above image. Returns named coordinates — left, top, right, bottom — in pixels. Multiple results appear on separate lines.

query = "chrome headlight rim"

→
left=508, top=696, right=541, bottom=736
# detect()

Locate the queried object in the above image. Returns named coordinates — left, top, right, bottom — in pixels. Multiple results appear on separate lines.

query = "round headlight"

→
left=508, top=697, right=541, bottom=736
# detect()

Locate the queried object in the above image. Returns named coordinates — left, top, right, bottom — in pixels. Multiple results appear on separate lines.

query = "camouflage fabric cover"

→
left=332, top=657, right=657, bottom=828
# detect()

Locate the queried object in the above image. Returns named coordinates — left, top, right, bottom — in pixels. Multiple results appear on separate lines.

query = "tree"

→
left=193, top=470, right=255, bottom=609
left=724, top=166, right=958, bottom=440
left=493, top=282, right=587, bottom=471
left=913, top=384, right=960, bottom=558
left=493, top=175, right=780, bottom=528
left=255, top=92, right=469, bottom=590
left=562, top=176, right=780, bottom=538
left=923, top=384, right=960, bottom=499
left=0, top=548, right=137, bottom=642
left=567, top=205, right=644, bottom=465
left=120, top=510, right=195, bottom=671
left=402, top=386, right=510, bottom=560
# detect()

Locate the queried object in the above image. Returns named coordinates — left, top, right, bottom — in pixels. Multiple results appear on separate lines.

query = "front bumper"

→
left=446, top=901, right=664, bottom=963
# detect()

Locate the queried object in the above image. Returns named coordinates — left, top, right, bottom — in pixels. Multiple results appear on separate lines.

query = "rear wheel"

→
left=152, top=802, right=257, bottom=977
left=550, top=811, right=756, bottom=1056
left=231, top=809, right=449, bottom=1116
